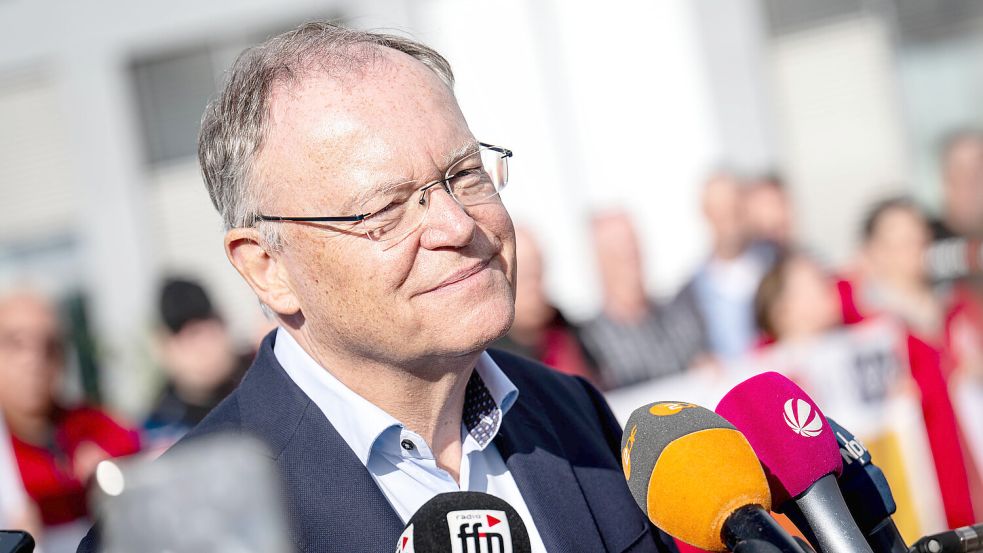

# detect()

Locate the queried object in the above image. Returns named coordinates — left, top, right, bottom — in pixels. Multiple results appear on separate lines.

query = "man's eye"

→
left=452, top=167, right=482, bottom=178
left=451, top=168, right=486, bottom=186
left=374, top=202, right=398, bottom=215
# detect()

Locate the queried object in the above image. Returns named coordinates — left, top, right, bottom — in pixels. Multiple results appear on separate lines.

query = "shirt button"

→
left=400, top=439, right=415, bottom=451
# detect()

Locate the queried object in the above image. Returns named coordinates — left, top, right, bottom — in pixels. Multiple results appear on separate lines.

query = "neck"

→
left=3, top=409, right=50, bottom=446
left=603, top=290, right=650, bottom=324
left=713, top=245, right=743, bottom=261
left=508, top=325, right=546, bottom=348
left=878, top=273, right=928, bottom=296
left=288, top=326, right=478, bottom=482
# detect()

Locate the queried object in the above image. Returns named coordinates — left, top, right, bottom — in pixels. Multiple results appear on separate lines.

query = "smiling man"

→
left=79, top=21, right=675, bottom=553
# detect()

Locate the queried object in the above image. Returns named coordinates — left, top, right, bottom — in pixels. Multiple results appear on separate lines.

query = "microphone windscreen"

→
left=716, top=372, right=842, bottom=507
left=621, top=401, right=771, bottom=551
left=94, top=434, right=291, bottom=553
left=398, top=491, right=531, bottom=553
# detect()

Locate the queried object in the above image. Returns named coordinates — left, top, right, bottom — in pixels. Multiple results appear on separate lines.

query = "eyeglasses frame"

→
left=254, top=143, right=512, bottom=231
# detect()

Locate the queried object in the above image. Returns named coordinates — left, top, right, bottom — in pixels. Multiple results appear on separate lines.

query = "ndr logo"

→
left=447, top=510, right=512, bottom=553
left=782, top=399, right=823, bottom=437
left=622, top=424, right=637, bottom=480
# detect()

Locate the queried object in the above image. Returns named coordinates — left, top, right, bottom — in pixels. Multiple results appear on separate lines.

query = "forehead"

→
left=872, top=207, right=925, bottom=238
left=0, top=295, right=59, bottom=335
left=258, top=48, right=473, bottom=207
left=948, top=137, right=983, bottom=162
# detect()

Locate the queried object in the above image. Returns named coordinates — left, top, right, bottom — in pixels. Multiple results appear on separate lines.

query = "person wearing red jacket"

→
left=0, top=290, right=139, bottom=551
left=847, top=197, right=977, bottom=528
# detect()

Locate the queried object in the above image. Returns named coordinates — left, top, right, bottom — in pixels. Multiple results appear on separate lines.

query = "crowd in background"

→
left=0, top=129, right=981, bottom=551
left=0, top=279, right=255, bottom=551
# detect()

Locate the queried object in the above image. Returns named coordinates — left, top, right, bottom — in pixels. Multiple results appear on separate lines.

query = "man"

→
left=0, top=291, right=139, bottom=553
left=931, top=129, right=983, bottom=241
left=676, top=173, right=766, bottom=361
left=580, top=211, right=706, bottom=389
left=79, top=22, right=674, bottom=553
left=744, top=173, right=793, bottom=255
left=142, top=278, right=248, bottom=452
left=492, top=227, right=599, bottom=383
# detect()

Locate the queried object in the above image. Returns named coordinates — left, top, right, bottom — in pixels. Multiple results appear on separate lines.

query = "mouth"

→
left=422, top=258, right=493, bottom=295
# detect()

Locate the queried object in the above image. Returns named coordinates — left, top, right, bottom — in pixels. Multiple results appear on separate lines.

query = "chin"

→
left=435, top=295, right=515, bottom=355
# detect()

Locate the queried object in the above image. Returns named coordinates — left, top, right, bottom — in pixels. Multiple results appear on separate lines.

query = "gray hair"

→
left=197, top=20, right=455, bottom=248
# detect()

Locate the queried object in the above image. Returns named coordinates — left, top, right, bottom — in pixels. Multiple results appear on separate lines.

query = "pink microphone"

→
left=716, top=372, right=873, bottom=553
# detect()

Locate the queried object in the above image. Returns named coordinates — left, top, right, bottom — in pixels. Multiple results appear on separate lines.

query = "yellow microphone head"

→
left=621, top=401, right=772, bottom=551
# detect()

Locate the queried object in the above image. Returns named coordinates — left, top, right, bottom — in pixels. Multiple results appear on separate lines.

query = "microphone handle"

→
left=787, top=474, right=875, bottom=553
left=723, top=504, right=810, bottom=553
left=910, top=524, right=983, bottom=553
left=866, top=518, right=908, bottom=553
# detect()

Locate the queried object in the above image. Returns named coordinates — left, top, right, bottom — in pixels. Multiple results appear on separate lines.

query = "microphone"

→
left=716, top=372, right=874, bottom=553
left=396, top=491, right=531, bottom=553
left=93, top=433, right=292, bottom=553
left=910, top=524, right=983, bottom=553
left=825, top=417, right=907, bottom=553
left=0, top=531, right=34, bottom=553
left=620, top=400, right=808, bottom=553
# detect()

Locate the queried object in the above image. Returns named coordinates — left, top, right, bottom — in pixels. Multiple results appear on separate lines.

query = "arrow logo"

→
left=783, top=398, right=823, bottom=437
left=487, top=514, right=501, bottom=527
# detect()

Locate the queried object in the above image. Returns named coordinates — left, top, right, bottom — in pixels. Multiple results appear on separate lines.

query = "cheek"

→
left=485, top=205, right=516, bottom=272
left=291, top=234, right=414, bottom=315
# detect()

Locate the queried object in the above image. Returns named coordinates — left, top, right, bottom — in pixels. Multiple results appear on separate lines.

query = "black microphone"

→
left=0, top=531, right=34, bottom=553
left=910, top=524, right=983, bottom=553
left=824, top=418, right=907, bottom=553
left=397, top=492, right=531, bottom=553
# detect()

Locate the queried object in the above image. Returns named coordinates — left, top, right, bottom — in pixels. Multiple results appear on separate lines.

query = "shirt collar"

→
left=272, top=327, right=518, bottom=465
left=464, top=352, right=518, bottom=450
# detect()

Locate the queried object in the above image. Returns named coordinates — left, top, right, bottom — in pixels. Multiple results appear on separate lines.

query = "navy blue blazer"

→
left=79, top=333, right=676, bottom=553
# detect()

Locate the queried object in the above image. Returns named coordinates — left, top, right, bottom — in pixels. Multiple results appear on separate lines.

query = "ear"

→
left=225, top=228, right=301, bottom=316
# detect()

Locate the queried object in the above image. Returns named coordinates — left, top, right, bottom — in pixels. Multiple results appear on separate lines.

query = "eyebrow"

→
left=345, top=140, right=480, bottom=212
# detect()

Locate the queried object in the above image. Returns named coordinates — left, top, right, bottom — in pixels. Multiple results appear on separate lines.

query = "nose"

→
left=418, top=183, right=476, bottom=249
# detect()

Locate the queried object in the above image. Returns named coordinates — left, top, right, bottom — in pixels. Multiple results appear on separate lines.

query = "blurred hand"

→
left=73, top=440, right=110, bottom=484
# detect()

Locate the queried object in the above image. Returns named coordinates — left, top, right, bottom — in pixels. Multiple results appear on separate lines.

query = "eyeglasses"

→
left=256, top=143, right=512, bottom=242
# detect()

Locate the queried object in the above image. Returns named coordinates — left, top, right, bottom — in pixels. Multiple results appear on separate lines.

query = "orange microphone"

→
left=621, top=401, right=807, bottom=553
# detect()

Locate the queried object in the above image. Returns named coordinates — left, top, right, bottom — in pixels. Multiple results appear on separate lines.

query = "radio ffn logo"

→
left=447, top=510, right=512, bottom=553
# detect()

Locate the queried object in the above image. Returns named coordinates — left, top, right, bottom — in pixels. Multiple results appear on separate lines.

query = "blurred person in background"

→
left=856, top=197, right=942, bottom=340
left=746, top=173, right=793, bottom=247
left=753, top=252, right=842, bottom=345
left=932, top=129, right=983, bottom=517
left=142, top=278, right=249, bottom=452
left=0, top=290, right=139, bottom=552
left=840, top=196, right=979, bottom=528
left=675, top=172, right=766, bottom=361
left=580, top=211, right=706, bottom=389
left=931, top=129, right=983, bottom=241
left=492, top=227, right=598, bottom=383
left=744, top=172, right=794, bottom=260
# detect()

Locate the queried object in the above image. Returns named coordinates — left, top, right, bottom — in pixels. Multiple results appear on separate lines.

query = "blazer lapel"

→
left=276, top=403, right=405, bottom=553
left=236, top=337, right=405, bottom=552
left=495, top=391, right=607, bottom=552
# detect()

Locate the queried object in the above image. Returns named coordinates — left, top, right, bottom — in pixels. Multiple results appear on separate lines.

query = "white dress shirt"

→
left=273, top=328, right=547, bottom=552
